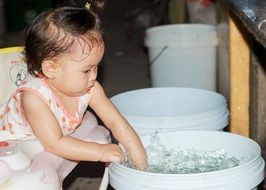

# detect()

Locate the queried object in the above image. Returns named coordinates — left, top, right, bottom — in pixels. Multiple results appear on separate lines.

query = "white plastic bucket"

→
left=145, top=24, right=218, bottom=91
left=109, top=131, right=265, bottom=190
left=111, top=87, right=228, bottom=135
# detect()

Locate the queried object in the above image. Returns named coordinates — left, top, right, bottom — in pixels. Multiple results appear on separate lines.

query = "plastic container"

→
left=144, top=24, right=218, bottom=91
left=111, top=87, right=228, bottom=135
left=109, top=131, right=265, bottom=190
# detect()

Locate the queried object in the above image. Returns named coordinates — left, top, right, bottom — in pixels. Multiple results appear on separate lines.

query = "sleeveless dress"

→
left=0, top=75, right=92, bottom=140
left=0, top=75, right=110, bottom=190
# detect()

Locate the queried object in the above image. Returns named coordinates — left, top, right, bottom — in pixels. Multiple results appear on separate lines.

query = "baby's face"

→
left=52, top=42, right=105, bottom=96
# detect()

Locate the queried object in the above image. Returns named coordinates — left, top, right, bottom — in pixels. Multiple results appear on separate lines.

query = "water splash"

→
left=123, top=132, right=250, bottom=174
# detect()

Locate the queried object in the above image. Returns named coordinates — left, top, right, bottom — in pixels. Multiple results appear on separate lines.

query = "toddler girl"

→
left=0, top=0, right=147, bottom=189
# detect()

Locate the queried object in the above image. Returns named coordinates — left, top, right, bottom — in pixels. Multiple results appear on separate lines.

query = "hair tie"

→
left=85, top=2, right=91, bottom=10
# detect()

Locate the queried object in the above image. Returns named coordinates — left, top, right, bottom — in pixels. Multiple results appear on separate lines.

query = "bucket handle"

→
left=150, top=45, right=168, bottom=65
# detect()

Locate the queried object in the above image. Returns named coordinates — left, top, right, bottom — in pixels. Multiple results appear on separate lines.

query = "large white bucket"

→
left=111, top=87, right=228, bottom=135
left=109, top=131, right=265, bottom=190
left=145, top=24, right=218, bottom=91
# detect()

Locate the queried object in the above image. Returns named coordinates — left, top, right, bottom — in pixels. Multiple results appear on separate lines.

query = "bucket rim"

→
left=144, top=24, right=218, bottom=48
left=111, top=87, right=226, bottom=100
left=109, top=158, right=265, bottom=189
left=111, top=87, right=227, bottom=118
left=145, top=23, right=217, bottom=34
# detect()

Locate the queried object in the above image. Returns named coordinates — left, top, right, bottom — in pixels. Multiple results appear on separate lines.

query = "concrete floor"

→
left=1, top=0, right=151, bottom=189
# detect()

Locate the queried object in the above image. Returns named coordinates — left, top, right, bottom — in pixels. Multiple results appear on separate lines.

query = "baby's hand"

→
left=99, top=144, right=125, bottom=163
left=128, top=150, right=148, bottom=170
left=126, top=141, right=148, bottom=170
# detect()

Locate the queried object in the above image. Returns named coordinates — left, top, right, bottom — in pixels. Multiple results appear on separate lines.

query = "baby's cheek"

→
left=76, top=77, right=86, bottom=86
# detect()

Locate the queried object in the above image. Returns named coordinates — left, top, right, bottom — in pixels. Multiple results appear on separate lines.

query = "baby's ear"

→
left=41, top=60, right=58, bottom=78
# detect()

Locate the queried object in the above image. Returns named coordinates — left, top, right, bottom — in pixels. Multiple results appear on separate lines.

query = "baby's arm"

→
left=89, top=82, right=147, bottom=169
left=21, top=91, right=124, bottom=163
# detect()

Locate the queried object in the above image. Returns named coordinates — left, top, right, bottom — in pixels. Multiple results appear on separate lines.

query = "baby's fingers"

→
left=100, top=144, right=125, bottom=163
left=110, top=148, right=125, bottom=163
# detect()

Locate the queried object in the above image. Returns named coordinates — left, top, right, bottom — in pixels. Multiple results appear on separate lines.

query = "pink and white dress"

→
left=0, top=75, right=110, bottom=189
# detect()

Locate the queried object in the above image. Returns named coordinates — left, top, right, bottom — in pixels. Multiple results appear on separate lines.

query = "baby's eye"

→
left=83, top=70, right=90, bottom=73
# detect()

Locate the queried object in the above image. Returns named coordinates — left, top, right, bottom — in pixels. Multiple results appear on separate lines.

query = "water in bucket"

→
left=109, top=131, right=265, bottom=190
left=123, top=132, right=247, bottom=175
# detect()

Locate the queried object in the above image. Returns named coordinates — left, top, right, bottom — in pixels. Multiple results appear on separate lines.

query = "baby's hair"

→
left=23, top=0, right=106, bottom=77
